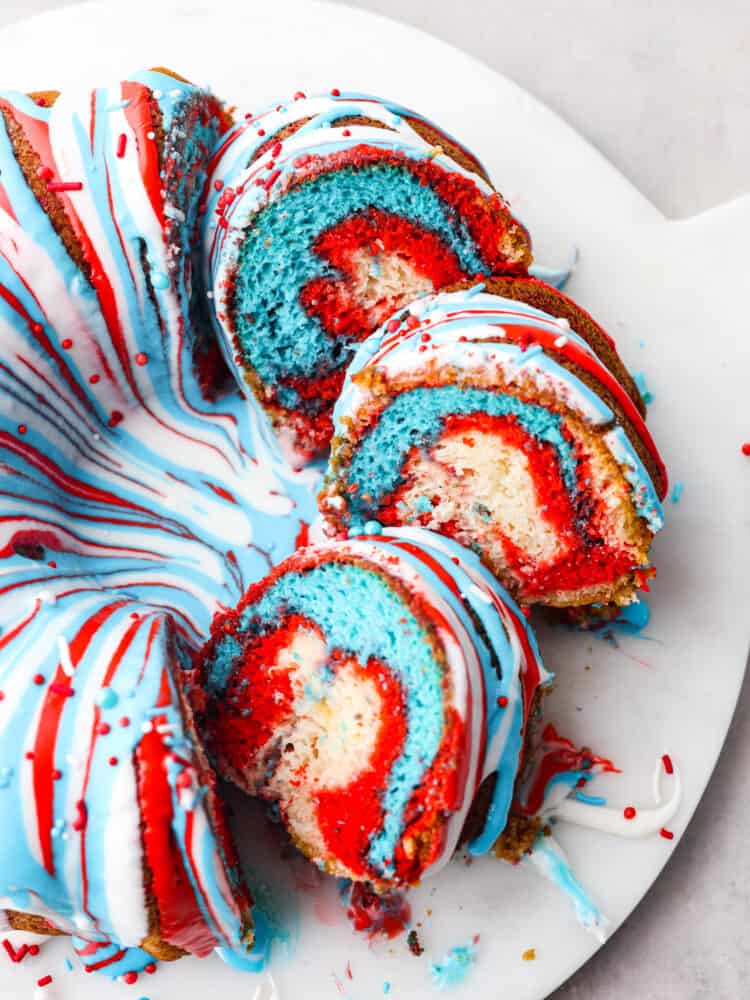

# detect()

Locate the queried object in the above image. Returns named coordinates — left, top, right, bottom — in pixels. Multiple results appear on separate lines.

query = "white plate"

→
left=0, top=2, right=748, bottom=998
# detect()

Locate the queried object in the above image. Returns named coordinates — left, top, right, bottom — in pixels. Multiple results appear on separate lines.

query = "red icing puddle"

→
left=346, top=883, right=411, bottom=940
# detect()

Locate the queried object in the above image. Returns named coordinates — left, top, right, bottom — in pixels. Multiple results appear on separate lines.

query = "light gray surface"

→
left=0, top=3, right=747, bottom=999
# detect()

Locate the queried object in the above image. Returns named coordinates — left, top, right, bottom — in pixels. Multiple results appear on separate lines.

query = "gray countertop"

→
left=0, top=2, right=747, bottom=997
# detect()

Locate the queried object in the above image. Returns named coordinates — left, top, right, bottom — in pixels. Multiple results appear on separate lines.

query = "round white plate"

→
left=0, top=2, right=748, bottom=998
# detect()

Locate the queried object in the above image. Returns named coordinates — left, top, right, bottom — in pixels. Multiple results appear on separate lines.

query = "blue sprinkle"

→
left=384, top=984, right=392, bottom=995
left=96, top=687, right=118, bottom=709
left=363, top=520, right=383, bottom=535
left=347, top=523, right=364, bottom=537
left=64, top=958, right=73, bottom=972
left=463, top=281, right=486, bottom=298
left=671, top=482, right=684, bottom=504
left=574, top=791, right=607, bottom=806
left=430, top=943, right=477, bottom=990
left=639, top=340, right=646, bottom=349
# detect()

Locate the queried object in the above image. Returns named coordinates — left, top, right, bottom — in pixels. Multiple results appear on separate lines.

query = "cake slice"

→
left=203, top=90, right=531, bottom=462
left=193, top=528, right=550, bottom=887
left=320, top=278, right=667, bottom=608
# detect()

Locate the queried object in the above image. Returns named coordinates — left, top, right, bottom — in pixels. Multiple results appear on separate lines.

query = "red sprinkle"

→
left=213, top=179, right=224, bottom=191
left=89, top=374, right=100, bottom=385
left=497, top=696, right=508, bottom=708
left=331, top=88, right=341, bottom=96
left=217, top=217, right=229, bottom=229
left=36, top=165, right=54, bottom=180
left=662, top=754, right=674, bottom=775
left=33, top=674, right=45, bottom=685
left=25, top=751, right=34, bottom=760
left=660, top=828, right=675, bottom=840
left=135, top=352, right=148, bottom=366
left=342, top=128, right=351, bottom=137
left=742, top=443, right=750, bottom=456
left=46, top=181, right=83, bottom=192
left=145, top=963, right=157, bottom=974
left=28, top=945, right=39, bottom=957
left=37, top=976, right=53, bottom=988
left=51, top=769, right=62, bottom=781
left=108, top=756, right=118, bottom=767
left=294, top=91, right=307, bottom=100
left=386, top=320, right=400, bottom=333
left=3, top=939, right=29, bottom=963
left=35, top=98, right=47, bottom=108
left=623, top=806, right=637, bottom=820
left=17, top=424, right=26, bottom=435
left=61, top=338, right=73, bottom=350
left=48, top=561, right=56, bottom=568
left=116, top=133, right=127, bottom=158
left=123, top=971, right=138, bottom=985
left=257, top=128, right=266, bottom=137
left=119, top=716, right=130, bottom=728
left=108, top=410, right=124, bottom=428
left=97, top=722, right=111, bottom=735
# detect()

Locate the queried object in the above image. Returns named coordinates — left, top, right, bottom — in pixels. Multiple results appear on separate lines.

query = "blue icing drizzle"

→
left=527, top=832, right=607, bottom=939
left=343, top=386, right=579, bottom=519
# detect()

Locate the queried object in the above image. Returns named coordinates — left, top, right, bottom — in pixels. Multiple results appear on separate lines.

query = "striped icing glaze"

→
left=0, top=70, right=318, bottom=972
left=203, top=528, right=549, bottom=884
left=202, top=92, right=528, bottom=459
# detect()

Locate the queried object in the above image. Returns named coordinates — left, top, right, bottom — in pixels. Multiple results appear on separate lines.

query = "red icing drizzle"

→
left=135, top=669, right=218, bottom=957
left=33, top=600, right=125, bottom=874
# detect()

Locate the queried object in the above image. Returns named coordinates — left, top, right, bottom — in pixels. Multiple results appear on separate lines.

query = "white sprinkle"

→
left=469, top=583, right=494, bottom=605
left=93, top=433, right=101, bottom=441
left=206, top=290, right=214, bottom=300
left=57, top=635, right=75, bottom=677
left=169, top=88, right=182, bottom=98
left=38, top=590, right=56, bottom=606
left=141, top=721, right=153, bottom=734
left=156, top=723, right=175, bottom=735
left=146, top=130, right=156, bottom=141
left=72, top=913, right=89, bottom=930
left=152, top=89, right=163, bottom=99
left=554, top=316, right=571, bottom=331
left=554, top=335, right=569, bottom=348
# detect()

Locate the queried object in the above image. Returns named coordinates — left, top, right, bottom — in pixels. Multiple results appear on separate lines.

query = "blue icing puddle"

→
left=430, top=942, right=478, bottom=990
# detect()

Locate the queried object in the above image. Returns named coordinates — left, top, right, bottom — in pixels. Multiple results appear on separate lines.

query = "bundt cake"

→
left=320, top=278, right=667, bottom=609
left=203, top=91, right=531, bottom=462
left=193, top=527, right=550, bottom=887
left=0, top=68, right=317, bottom=977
